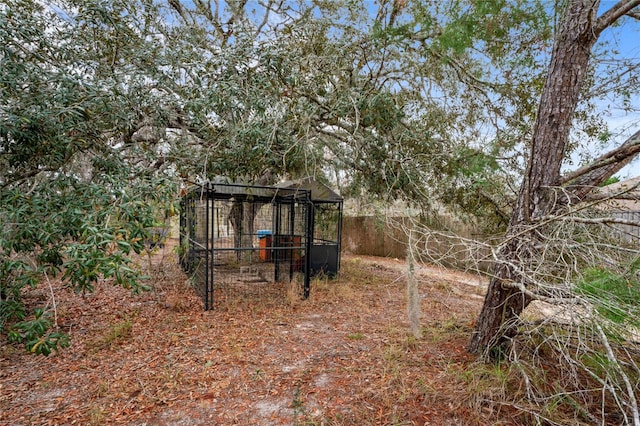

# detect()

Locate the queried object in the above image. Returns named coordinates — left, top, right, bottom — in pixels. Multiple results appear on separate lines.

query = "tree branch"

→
left=168, top=0, right=195, bottom=26
left=538, top=214, right=640, bottom=227
left=254, top=0, right=278, bottom=36
left=1, top=167, right=59, bottom=190
left=595, top=323, right=640, bottom=426
left=560, top=129, right=640, bottom=200
left=221, top=0, right=248, bottom=47
left=585, top=177, right=640, bottom=203
left=594, top=0, right=640, bottom=35
left=195, top=0, right=215, bottom=24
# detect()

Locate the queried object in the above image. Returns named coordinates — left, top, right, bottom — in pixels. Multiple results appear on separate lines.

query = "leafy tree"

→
left=151, top=1, right=552, bottom=206
left=0, top=0, right=176, bottom=354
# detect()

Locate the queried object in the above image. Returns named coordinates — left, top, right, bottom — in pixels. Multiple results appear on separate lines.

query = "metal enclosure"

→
left=178, top=183, right=308, bottom=309
left=277, top=179, right=343, bottom=278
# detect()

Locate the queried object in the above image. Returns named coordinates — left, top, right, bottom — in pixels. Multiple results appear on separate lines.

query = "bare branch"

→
left=538, top=214, right=640, bottom=227
left=195, top=0, right=215, bottom=26
left=585, top=178, right=640, bottom=202
left=221, top=0, right=249, bottom=46
left=595, top=323, right=640, bottom=426
left=168, top=0, right=183, bottom=15
left=585, top=61, right=640, bottom=98
left=561, top=129, right=640, bottom=200
left=168, top=0, right=196, bottom=26
left=1, top=167, right=59, bottom=190
left=497, top=276, right=578, bottom=305
left=594, top=0, right=640, bottom=35
left=254, top=0, right=279, bottom=36
left=586, top=191, right=640, bottom=202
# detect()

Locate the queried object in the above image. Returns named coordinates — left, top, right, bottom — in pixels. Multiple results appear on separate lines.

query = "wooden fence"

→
left=341, top=211, right=640, bottom=273
left=610, top=211, right=640, bottom=242
left=341, top=216, right=409, bottom=259
left=341, top=216, right=491, bottom=272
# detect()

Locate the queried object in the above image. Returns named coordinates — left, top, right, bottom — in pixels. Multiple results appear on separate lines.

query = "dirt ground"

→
left=0, top=239, right=518, bottom=426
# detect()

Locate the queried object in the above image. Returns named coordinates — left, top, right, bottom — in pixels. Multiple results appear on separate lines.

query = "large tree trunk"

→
left=468, top=0, right=600, bottom=356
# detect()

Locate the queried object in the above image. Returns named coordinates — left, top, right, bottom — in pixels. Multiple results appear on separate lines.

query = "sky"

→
left=591, top=2, right=640, bottom=178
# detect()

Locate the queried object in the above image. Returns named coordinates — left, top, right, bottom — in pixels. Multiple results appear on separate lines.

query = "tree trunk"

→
left=468, top=0, right=600, bottom=356
left=467, top=236, right=534, bottom=355
left=228, top=200, right=260, bottom=262
left=228, top=200, right=242, bottom=260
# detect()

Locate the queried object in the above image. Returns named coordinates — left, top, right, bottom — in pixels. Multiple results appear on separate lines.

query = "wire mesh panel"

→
left=273, top=200, right=309, bottom=286
left=309, top=202, right=343, bottom=277
left=212, top=199, right=282, bottom=305
left=179, top=183, right=313, bottom=309
left=179, top=191, right=214, bottom=309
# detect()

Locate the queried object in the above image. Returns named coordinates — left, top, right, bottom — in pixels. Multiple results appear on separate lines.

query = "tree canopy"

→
left=3, top=0, right=640, bottom=422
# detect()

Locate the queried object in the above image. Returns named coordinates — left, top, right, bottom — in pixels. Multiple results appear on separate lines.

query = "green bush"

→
left=7, top=309, right=70, bottom=356
left=0, top=0, right=177, bottom=354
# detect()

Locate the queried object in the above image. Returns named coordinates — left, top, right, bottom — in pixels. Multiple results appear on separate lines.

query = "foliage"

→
left=600, top=176, right=621, bottom=186
left=7, top=309, right=69, bottom=356
left=576, top=267, right=640, bottom=326
left=0, top=0, right=176, bottom=353
left=150, top=0, right=559, bottom=217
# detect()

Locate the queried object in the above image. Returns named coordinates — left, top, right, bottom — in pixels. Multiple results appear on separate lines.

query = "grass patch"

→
left=423, top=316, right=471, bottom=343
left=87, top=315, right=134, bottom=351
left=88, top=405, right=105, bottom=425
left=576, top=267, right=640, bottom=326
left=339, top=259, right=394, bottom=288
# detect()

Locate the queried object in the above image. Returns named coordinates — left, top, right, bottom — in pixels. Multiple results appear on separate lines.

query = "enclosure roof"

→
left=183, top=182, right=310, bottom=202
left=276, top=178, right=342, bottom=203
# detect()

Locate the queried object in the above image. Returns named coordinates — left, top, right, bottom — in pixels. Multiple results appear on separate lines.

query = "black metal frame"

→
left=309, top=200, right=343, bottom=277
left=179, top=182, right=314, bottom=310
